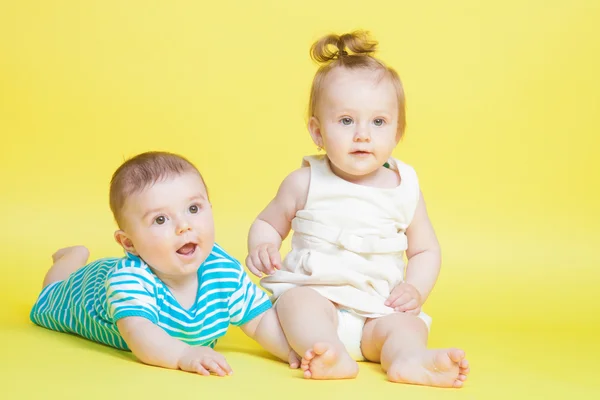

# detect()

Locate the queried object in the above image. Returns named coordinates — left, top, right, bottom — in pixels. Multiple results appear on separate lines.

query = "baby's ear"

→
left=308, top=116, right=323, bottom=148
left=114, top=230, right=137, bottom=255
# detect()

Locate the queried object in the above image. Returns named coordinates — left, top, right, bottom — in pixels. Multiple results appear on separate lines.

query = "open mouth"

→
left=176, top=243, right=197, bottom=257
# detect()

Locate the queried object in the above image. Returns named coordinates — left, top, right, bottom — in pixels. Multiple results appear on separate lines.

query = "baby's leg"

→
left=276, top=287, right=358, bottom=379
left=361, top=313, right=470, bottom=388
left=42, top=246, right=90, bottom=288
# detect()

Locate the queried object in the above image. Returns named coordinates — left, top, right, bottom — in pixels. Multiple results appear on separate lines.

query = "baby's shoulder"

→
left=284, top=166, right=311, bottom=188
left=104, top=255, right=155, bottom=283
left=391, top=157, right=415, bottom=170
left=391, top=158, right=419, bottom=181
left=278, top=167, right=310, bottom=204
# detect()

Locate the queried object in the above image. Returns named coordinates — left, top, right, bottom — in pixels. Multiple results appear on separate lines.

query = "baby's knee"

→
left=374, top=313, right=428, bottom=337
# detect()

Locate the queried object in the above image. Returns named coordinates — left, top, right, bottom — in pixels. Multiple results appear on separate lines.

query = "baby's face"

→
left=120, top=171, right=215, bottom=279
left=312, top=67, right=399, bottom=179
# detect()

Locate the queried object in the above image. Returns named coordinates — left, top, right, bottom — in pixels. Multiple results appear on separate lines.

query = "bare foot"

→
left=288, top=350, right=301, bottom=369
left=52, top=246, right=89, bottom=263
left=387, top=348, right=469, bottom=388
left=300, top=342, right=358, bottom=380
left=52, top=247, right=72, bottom=263
left=44, top=246, right=91, bottom=288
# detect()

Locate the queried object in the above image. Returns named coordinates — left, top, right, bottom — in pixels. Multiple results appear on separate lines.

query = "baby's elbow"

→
left=407, top=244, right=441, bottom=263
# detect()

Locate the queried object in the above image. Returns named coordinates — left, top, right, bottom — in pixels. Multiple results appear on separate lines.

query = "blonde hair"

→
left=109, top=151, right=206, bottom=227
left=308, top=31, right=406, bottom=138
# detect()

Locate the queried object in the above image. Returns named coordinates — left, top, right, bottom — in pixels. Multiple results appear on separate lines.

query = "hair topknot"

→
left=307, top=30, right=407, bottom=139
left=310, top=30, right=378, bottom=64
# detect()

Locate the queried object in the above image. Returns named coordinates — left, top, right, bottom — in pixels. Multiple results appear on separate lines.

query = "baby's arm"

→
left=404, top=192, right=442, bottom=301
left=246, top=168, right=310, bottom=276
left=240, top=309, right=298, bottom=367
left=117, top=317, right=232, bottom=376
left=386, top=192, right=441, bottom=313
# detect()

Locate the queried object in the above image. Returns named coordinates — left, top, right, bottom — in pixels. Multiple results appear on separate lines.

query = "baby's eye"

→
left=155, top=216, right=166, bottom=225
left=189, top=205, right=199, bottom=214
left=341, top=117, right=353, bottom=126
left=373, top=118, right=385, bottom=126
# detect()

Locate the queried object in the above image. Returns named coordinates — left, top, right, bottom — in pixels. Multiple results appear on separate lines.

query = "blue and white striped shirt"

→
left=30, top=243, right=271, bottom=350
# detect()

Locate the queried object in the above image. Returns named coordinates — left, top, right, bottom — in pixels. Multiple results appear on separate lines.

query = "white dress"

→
left=261, top=155, right=432, bottom=359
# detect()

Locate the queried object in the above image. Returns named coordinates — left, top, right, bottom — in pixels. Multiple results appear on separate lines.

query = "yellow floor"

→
left=2, top=245, right=599, bottom=399
left=1, top=1, right=599, bottom=399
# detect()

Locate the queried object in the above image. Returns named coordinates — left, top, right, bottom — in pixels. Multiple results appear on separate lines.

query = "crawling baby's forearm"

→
left=117, top=316, right=233, bottom=376
left=117, top=316, right=188, bottom=369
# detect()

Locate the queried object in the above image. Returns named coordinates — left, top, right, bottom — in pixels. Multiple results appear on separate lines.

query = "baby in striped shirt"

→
left=30, top=151, right=299, bottom=376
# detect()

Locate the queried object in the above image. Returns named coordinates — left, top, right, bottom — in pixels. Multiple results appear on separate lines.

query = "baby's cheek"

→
left=143, top=234, right=173, bottom=256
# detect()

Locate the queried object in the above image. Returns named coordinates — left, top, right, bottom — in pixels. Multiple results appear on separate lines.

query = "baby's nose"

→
left=176, top=221, right=192, bottom=234
left=355, top=126, right=371, bottom=141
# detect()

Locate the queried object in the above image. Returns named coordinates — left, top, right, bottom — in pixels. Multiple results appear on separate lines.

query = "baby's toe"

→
left=303, top=349, right=316, bottom=361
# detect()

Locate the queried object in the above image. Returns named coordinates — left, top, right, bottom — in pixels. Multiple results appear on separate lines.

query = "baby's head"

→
left=307, top=31, right=406, bottom=178
left=109, top=151, right=214, bottom=278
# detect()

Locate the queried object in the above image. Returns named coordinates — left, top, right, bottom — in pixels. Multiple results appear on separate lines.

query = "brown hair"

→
left=109, top=151, right=206, bottom=227
left=308, top=31, right=406, bottom=138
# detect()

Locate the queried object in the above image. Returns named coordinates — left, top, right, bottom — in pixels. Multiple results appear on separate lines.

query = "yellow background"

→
left=1, top=0, right=599, bottom=398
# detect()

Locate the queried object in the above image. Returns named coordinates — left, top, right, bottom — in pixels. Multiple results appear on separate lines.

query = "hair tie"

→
left=339, top=50, right=348, bottom=57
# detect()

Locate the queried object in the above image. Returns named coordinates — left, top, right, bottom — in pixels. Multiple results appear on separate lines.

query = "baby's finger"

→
left=203, top=360, right=227, bottom=377
left=216, top=358, right=233, bottom=375
left=245, top=256, right=263, bottom=277
left=258, top=249, right=275, bottom=274
left=396, top=298, right=418, bottom=312
left=385, top=286, right=407, bottom=306
left=250, top=253, right=267, bottom=275
left=192, top=361, right=210, bottom=376
left=267, top=246, right=282, bottom=269
left=405, top=306, right=421, bottom=315
left=391, top=292, right=412, bottom=308
left=384, top=291, right=402, bottom=307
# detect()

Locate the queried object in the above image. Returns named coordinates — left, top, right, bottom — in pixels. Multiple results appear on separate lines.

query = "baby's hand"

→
left=178, top=346, right=233, bottom=377
left=385, top=282, right=423, bottom=315
left=246, top=243, right=282, bottom=277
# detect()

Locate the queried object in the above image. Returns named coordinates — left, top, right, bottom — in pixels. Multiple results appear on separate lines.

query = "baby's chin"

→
left=150, top=262, right=202, bottom=279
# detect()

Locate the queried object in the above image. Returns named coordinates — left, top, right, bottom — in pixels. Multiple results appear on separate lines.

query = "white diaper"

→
left=336, top=308, right=433, bottom=362
left=336, top=309, right=367, bottom=361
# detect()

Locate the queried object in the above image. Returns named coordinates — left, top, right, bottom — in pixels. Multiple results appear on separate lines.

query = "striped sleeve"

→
left=105, top=263, right=159, bottom=324
left=227, top=258, right=271, bottom=326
